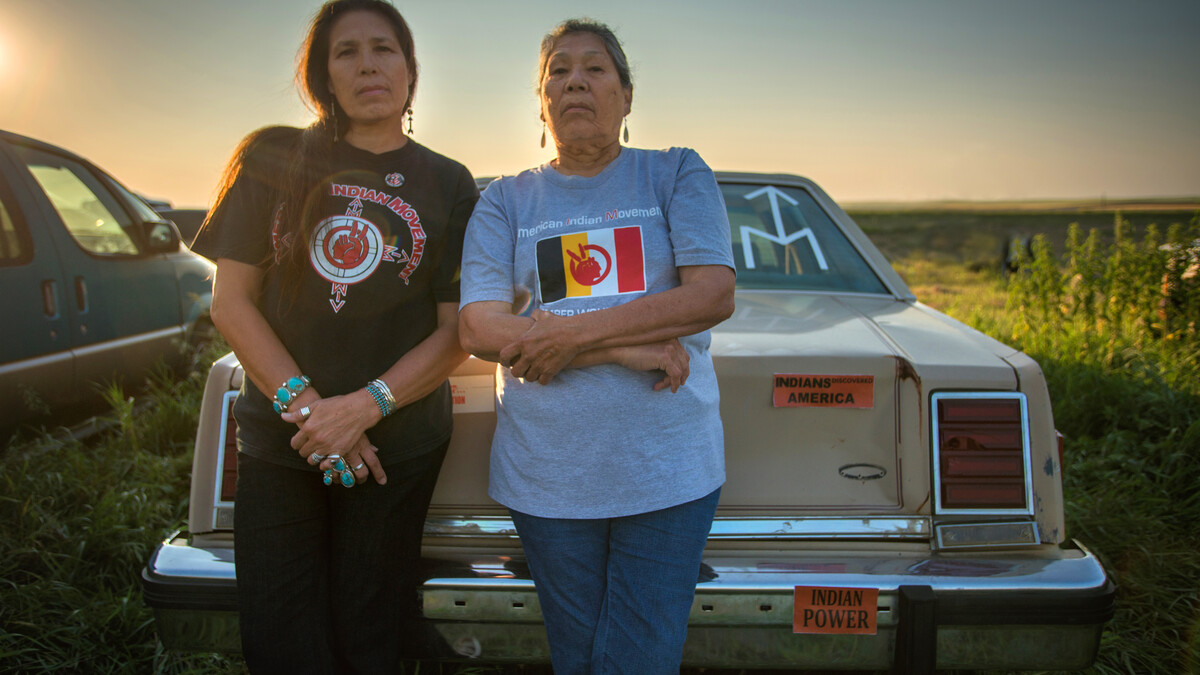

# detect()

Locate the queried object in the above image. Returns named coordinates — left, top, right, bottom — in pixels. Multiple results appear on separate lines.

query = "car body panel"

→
left=0, top=129, right=215, bottom=427
left=143, top=172, right=1112, bottom=670
left=0, top=149, right=76, bottom=409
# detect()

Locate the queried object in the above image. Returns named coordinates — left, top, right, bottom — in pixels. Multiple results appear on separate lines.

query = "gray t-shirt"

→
left=460, top=147, right=734, bottom=518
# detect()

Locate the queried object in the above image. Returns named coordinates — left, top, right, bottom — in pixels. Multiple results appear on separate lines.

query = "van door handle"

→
left=74, top=276, right=89, bottom=313
left=42, top=280, right=59, bottom=318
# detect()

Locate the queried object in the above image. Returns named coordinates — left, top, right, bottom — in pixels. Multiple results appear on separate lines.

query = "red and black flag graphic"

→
left=536, top=226, right=646, bottom=303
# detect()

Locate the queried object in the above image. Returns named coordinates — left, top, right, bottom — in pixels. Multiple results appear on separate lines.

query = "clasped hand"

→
left=281, top=392, right=387, bottom=485
left=611, top=338, right=690, bottom=392
left=499, top=310, right=581, bottom=384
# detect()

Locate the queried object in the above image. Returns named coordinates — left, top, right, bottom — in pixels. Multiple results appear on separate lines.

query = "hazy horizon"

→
left=1, top=0, right=1197, bottom=208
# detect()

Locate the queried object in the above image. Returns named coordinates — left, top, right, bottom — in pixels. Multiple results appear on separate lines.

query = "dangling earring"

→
left=623, top=118, right=629, bottom=144
left=331, top=101, right=339, bottom=143
left=406, top=109, right=414, bottom=135
left=540, top=124, right=546, bottom=149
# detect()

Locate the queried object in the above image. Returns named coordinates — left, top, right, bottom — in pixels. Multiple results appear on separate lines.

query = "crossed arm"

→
left=458, top=265, right=735, bottom=389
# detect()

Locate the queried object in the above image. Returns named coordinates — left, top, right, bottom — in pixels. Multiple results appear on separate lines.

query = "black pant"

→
left=234, top=441, right=448, bottom=674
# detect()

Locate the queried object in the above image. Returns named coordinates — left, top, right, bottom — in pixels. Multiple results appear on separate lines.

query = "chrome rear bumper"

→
left=143, top=532, right=1113, bottom=669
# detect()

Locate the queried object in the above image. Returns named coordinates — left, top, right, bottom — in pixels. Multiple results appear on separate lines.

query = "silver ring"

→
left=299, top=406, right=311, bottom=418
left=309, top=452, right=326, bottom=463
left=352, top=462, right=366, bottom=472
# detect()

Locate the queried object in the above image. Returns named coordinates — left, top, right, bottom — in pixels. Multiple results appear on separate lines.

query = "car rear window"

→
left=722, top=183, right=887, bottom=294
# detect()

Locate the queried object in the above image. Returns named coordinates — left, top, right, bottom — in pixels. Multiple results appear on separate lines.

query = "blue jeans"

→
left=510, top=487, right=721, bottom=675
left=234, top=442, right=448, bottom=674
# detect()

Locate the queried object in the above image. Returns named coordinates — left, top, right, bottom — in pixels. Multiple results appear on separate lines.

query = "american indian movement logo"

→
left=535, top=226, right=646, bottom=303
left=304, top=183, right=426, bottom=313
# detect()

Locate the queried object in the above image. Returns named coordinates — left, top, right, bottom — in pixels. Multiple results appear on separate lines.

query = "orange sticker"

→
left=773, top=374, right=874, bottom=408
left=793, top=586, right=878, bottom=634
left=449, top=375, right=495, bottom=414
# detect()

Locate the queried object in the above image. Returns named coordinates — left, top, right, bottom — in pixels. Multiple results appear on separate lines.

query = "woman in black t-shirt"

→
left=190, top=1, right=477, bottom=671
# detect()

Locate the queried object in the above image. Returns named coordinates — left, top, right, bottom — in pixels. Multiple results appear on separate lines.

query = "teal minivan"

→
left=0, top=130, right=214, bottom=430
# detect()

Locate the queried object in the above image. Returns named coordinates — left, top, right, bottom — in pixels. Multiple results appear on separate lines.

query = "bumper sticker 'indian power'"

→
left=793, top=586, right=879, bottom=634
left=773, top=374, right=874, bottom=408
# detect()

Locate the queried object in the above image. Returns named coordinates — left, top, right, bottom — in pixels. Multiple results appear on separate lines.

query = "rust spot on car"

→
left=915, top=491, right=931, bottom=512
left=894, top=356, right=922, bottom=436
left=894, top=356, right=921, bottom=388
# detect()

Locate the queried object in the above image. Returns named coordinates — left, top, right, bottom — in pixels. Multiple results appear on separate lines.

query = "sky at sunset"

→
left=0, top=0, right=1197, bottom=208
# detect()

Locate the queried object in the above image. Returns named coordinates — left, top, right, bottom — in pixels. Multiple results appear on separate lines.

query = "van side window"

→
left=0, top=191, right=32, bottom=266
left=17, top=146, right=140, bottom=257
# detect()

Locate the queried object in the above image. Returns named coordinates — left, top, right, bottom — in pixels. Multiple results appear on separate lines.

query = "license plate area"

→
left=794, top=586, right=880, bottom=634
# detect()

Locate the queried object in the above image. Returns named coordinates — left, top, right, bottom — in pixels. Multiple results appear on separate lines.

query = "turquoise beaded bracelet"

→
left=365, top=379, right=395, bottom=418
left=272, top=375, right=311, bottom=415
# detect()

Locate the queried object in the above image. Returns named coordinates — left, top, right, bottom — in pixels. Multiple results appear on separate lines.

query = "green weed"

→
left=898, top=210, right=1200, bottom=674
left=0, top=343, right=240, bottom=674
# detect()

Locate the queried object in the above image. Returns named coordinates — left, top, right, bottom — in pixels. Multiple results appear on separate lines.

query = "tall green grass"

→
left=1003, top=216, right=1199, bottom=675
left=0, top=356, right=245, bottom=673
left=898, top=212, right=1200, bottom=674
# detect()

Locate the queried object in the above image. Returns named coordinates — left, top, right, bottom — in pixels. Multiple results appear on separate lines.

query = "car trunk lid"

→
left=710, top=291, right=1017, bottom=515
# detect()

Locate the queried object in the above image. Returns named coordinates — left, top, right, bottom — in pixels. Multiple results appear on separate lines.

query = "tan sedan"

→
left=143, top=172, right=1114, bottom=671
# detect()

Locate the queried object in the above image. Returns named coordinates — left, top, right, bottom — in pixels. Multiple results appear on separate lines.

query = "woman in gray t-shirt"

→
left=458, top=18, right=735, bottom=675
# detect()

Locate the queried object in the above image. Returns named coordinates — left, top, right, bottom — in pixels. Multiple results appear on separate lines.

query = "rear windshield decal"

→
left=741, top=186, right=829, bottom=271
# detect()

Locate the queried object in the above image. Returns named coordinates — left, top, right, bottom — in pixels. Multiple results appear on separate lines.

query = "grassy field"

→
left=1, top=205, right=1197, bottom=674
left=849, top=207, right=1199, bottom=270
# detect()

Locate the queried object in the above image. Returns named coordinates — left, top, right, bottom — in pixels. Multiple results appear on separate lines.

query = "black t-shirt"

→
left=192, top=132, right=478, bottom=469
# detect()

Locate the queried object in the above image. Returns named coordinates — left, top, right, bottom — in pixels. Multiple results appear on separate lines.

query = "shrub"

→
left=963, top=213, right=1200, bottom=673
left=1009, top=213, right=1200, bottom=352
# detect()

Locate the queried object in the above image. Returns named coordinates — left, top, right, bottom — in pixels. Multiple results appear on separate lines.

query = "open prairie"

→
left=848, top=202, right=1199, bottom=268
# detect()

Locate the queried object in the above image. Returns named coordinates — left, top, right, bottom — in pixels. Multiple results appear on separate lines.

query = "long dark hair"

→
left=201, top=0, right=418, bottom=294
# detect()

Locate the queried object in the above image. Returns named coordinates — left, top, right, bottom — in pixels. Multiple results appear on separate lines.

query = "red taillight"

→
left=934, top=394, right=1030, bottom=512
left=219, top=402, right=238, bottom=503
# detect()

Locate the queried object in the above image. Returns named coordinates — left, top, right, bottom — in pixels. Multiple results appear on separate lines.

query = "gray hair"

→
left=537, top=18, right=633, bottom=94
